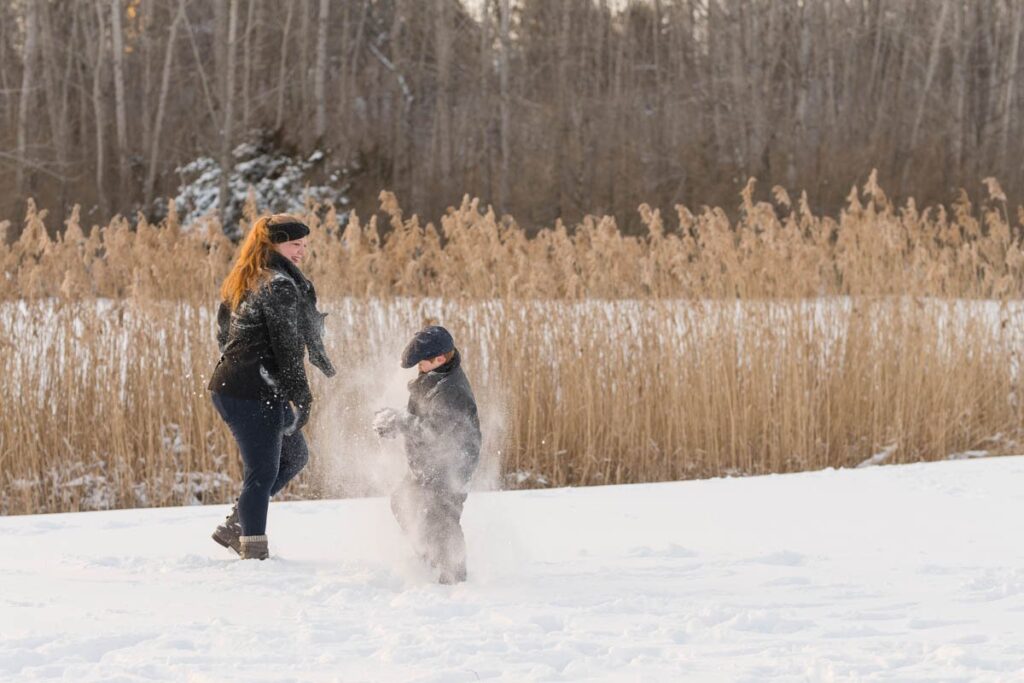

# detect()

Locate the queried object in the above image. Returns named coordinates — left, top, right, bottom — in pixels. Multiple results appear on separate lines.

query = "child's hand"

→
left=373, top=408, right=402, bottom=438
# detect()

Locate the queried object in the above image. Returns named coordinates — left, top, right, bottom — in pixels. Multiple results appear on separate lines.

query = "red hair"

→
left=220, top=215, right=291, bottom=310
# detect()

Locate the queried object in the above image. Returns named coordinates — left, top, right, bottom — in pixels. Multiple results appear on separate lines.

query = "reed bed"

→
left=3, top=175, right=1024, bottom=515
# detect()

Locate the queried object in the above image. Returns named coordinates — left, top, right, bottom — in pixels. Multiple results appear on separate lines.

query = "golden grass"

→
left=3, top=174, right=1024, bottom=514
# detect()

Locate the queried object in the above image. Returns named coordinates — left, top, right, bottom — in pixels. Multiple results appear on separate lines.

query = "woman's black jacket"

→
left=208, top=252, right=335, bottom=404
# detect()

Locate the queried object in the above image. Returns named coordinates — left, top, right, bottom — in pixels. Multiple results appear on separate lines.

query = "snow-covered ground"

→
left=3, top=457, right=1024, bottom=682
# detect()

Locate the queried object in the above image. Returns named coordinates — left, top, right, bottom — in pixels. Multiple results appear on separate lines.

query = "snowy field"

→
left=3, top=457, right=1024, bottom=682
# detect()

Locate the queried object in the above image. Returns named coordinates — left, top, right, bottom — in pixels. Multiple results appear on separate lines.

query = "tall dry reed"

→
left=3, top=174, right=1024, bottom=514
left=5, top=173, right=1023, bottom=303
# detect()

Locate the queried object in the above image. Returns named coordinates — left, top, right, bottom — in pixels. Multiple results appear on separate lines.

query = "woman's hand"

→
left=285, top=392, right=314, bottom=435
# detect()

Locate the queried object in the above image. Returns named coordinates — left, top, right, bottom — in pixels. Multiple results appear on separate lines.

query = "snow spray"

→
left=308, top=339, right=412, bottom=499
left=305, top=311, right=513, bottom=579
left=308, top=324, right=506, bottom=499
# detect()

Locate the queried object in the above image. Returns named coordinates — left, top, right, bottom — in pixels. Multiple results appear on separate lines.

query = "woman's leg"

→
left=212, top=393, right=284, bottom=536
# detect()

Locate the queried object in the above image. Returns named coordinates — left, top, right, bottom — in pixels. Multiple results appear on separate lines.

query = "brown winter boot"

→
left=211, top=502, right=241, bottom=555
left=239, top=535, right=269, bottom=560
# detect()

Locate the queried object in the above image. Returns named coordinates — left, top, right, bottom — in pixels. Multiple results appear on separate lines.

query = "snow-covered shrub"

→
left=171, top=133, right=349, bottom=236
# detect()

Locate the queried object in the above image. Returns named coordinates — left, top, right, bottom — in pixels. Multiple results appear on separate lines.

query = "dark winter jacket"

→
left=208, top=252, right=335, bottom=403
left=400, top=350, right=481, bottom=490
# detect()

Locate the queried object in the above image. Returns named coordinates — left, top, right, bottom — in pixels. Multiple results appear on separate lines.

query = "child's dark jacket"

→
left=400, top=350, right=481, bottom=490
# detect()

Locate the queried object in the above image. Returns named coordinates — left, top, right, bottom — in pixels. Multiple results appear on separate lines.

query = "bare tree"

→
left=145, top=0, right=186, bottom=206
left=90, top=0, right=109, bottom=216
left=433, top=0, right=453, bottom=188
left=300, top=0, right=310, bottom=114
left=110, top=0, right=130, bottom=199
left=4, top=0, right=1024, bottom=230
left=0, top=8, right=11, bottom=131
left=242, top=0, right=258, bottom=132
left=789, top=2, right=812, bottom=189
left=478, top=0, right=493, bottom=200
left=1000, top=0, right=1022, bottom=173
left=314, top=0, right=329, bottom=142
left=15, top=0, right=39, bottom=195
left=218, top=0, right=239, bottom=220
left=38, top=2, right=73, bottom=210
left=902, top=0, right=951, bottom=187
left=498, top=0, right=511, bottom=214
left=183, top=5, right=219, bottom=128
left=274, top=1, right=295, bottom=130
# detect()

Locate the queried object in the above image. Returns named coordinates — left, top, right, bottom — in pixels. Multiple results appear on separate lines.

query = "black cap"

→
left=268, top=220, right=310, bottom=244
left=401, top=326, right=455, bottom=368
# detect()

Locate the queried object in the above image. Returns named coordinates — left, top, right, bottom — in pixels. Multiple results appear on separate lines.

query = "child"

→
left=374, top=326, right=481, bottom=584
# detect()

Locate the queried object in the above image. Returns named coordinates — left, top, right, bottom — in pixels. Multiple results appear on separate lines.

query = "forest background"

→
left=2, top=0, right=1019, bottom=231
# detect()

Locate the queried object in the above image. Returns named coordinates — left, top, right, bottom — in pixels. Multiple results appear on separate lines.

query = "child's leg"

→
left=390, top=474, right=417, bottom=535
left=423, top=490, right=468, bottom=581
left=391, top=475, right=433, bottom=560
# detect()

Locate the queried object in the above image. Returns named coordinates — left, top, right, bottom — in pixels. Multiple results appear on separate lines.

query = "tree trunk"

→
left=214, top=2, right=227, bottom=95
left=555, top=1, right=572, bottom=217
left=91, top=0, right=108, bottom=217
left=110, top=0, right=130, bottom=201
left=74, top=19, right=91, bottom=178
left=789, top=3, right=811, bottom=189
left=314, top=0, right=329, bottom=143
left=218, top=0, right=239, bottom=222
left=274, top=1, right=295, bottom=130
left=242, top=0, right=257, bottom=132
left=145, top=0, right=185, bottom=206
left=902, top=0, right=950, bottom=189
left=434, top=0, right=452, bottom=198
left=300, top=0, right=310, bottom=125
left=498, top=0, right=511, bottom=214
left=479, top=0, right=492, bottom=202
left=16, top=0, right=39, bottom=195
left=1000, top=0, right=1022, bottom=177
left=183, top=6, right=219, bottom=127
left=0, top=9, right=10, bottom=130
left=140, top=0, right=152, bottom=147
left=385, top=0, right=411, bottom=203
left=38, top=2, right=71, bottom=211
left=952, top=1, right=966, bottom=179
left=336, top=0, right=356, bottom=148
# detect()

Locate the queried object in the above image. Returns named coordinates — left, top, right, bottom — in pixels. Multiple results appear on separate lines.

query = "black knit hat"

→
left=268, top=219, right=310, bottom=244
left=401, top=326, right=455, bottom=368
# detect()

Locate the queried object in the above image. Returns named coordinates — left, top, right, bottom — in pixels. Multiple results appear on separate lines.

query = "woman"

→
left=208, top=214, right=336, bottom=560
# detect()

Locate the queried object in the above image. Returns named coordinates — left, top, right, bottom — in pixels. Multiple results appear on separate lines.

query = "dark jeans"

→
left=211, top=392, right=309, bottom=536
left=390, top=474, right=468, bottom=577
